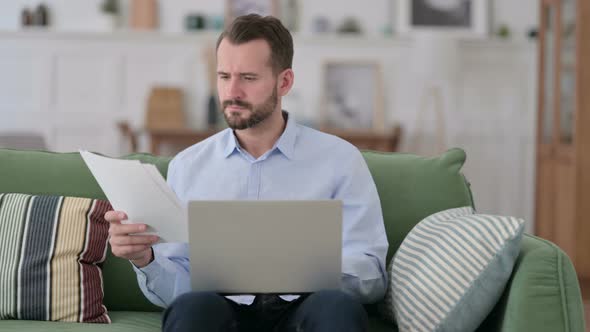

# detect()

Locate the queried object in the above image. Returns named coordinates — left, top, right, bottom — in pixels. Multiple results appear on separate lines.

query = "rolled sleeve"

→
left=336, top=151, right=389, bottom=303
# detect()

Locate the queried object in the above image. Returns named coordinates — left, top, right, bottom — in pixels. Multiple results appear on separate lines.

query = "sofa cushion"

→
left=0, top=312, right=395, bottom=332
left=0, top=193, right=111, bottom=323
left=0, top=311, right=161, bottom=331
left=368, top=315, right=399, bottom=332
left=381, top=206, right=524, bottom=332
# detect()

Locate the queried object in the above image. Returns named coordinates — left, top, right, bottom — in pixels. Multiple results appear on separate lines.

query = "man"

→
left=105, top=14, right=388, bottom=332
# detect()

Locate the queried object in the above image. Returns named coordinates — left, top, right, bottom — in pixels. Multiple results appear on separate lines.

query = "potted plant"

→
left=98, top=0, right=120, bottom=31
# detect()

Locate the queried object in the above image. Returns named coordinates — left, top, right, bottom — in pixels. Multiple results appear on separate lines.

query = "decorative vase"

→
left=21, top=8, right=33, bottom=27
left=130, top=0, right=158, bottom=30
left=33, top=4, right=49, bottom=26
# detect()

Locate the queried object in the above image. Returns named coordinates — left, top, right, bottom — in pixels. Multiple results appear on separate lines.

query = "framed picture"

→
left=397, top=0, right=488, bottom=37
left=321, top=61, right=385, bottom=133
left=225, top=0, right=279, bottom=26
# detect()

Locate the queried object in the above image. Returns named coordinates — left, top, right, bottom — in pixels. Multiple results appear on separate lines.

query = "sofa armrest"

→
left=478, top=234, right=586, bottom=332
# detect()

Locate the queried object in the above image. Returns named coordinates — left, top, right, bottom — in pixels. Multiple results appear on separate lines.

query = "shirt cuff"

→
left=342, top=253, right=384, bottom=280
left=132, top=248, right=167, bottom=282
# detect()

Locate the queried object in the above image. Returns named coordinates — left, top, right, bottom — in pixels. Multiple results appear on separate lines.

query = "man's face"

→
left=217, top=38, right=279, bottom=130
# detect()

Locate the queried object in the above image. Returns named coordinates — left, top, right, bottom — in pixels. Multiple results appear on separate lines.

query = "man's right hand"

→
left=105, top=210, right=159, bottom=268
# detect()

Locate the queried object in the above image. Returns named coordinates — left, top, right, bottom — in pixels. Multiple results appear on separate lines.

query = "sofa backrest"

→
left=362, top=148, right=474, bottom=263
left=0, top=147, right=473, bottom=312
left=0, top=149, right=170, bottom=312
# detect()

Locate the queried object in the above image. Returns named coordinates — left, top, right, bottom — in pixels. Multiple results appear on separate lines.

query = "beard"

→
left=221, top=87, right=278, bottom=130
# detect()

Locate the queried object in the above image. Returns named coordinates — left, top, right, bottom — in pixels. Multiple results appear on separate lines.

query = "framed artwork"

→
left=225, top=0, right=279, bottom=26
left=397, top=0, right=488, bottom=37
left=321, top=61, right=385, bottom=133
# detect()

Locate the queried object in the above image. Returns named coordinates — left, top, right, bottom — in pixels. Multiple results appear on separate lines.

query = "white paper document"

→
left=80, top=150, right=187, bottom=243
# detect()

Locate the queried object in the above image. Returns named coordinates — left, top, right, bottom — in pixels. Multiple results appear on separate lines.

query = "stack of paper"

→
left=80, top=150, right=187, bottom=243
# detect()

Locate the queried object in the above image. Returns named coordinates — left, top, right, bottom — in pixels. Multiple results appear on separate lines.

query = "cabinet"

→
left=138, top=126, right=402, bottom=156
left=535, top=0, right=590, bottom=284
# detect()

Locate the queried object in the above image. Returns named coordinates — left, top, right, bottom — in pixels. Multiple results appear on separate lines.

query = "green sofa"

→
left=0, top=147, right=586, bottom=332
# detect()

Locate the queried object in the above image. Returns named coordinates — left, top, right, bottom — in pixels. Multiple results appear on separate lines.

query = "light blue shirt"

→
left=133, top=112, right=389, bottom=307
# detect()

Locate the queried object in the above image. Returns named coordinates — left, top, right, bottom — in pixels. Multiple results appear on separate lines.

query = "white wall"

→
left=0, top=1, right=540, bottom=231
left=0, top=31, right=538, bottom=233
left=0, top=0, right=538, bottom=40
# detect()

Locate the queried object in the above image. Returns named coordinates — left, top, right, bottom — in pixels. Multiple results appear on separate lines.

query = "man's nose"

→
left=227, top=78, right=244, bottom=99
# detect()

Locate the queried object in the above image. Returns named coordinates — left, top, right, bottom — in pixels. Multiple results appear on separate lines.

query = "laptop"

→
left=187, top=200, right=342, bottom=295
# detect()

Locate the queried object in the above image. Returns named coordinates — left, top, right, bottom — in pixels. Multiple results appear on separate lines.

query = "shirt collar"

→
left=274, top=111, right=296, bottom=160
left=222, top=111, right=297, bottom=160
left=222, top=128, right=238, bottom=158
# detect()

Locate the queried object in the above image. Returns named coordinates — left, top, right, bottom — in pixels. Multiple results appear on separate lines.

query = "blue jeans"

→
left=162, top=290, right=368, bottom=332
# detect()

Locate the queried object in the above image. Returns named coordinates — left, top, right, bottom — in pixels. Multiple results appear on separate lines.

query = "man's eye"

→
left=219, top=75, right=229, bottom=80
left=244, top=76, right=256, bottom=81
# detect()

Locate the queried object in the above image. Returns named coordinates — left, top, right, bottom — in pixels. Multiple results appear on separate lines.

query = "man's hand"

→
left=105, top=210, right=159, bottom=268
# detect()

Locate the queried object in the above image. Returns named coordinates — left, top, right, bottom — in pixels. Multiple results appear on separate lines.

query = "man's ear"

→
left=277, top=69, right=294, bottom=97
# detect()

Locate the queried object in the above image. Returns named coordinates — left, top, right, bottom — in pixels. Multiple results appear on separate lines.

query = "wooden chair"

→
left=117, top=122, right=139, bottom=153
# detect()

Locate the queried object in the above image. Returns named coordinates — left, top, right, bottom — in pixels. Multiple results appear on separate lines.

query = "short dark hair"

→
left=216, top=14, right=293, bottom=74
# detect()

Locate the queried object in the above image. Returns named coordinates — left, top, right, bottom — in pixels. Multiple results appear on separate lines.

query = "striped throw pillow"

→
left=380, top=207, right=524, bottom=332
left=0, top=193, right=112, bottom=323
